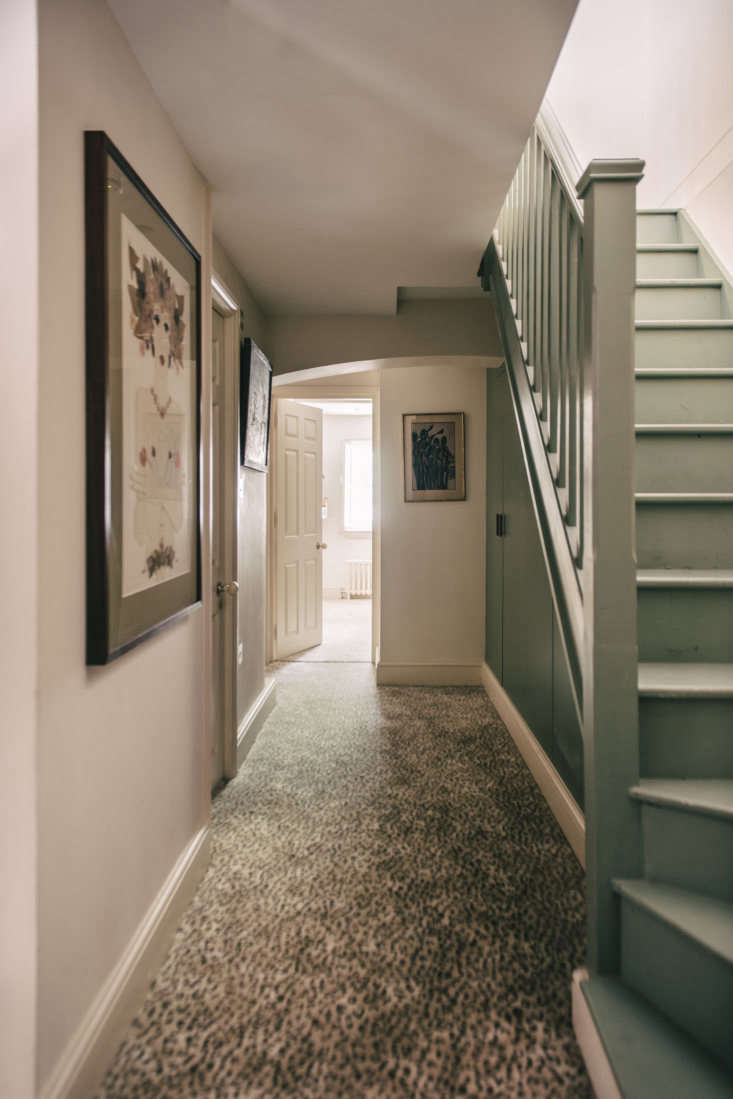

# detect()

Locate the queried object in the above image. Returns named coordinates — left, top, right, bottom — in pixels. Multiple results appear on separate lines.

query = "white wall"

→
left=37, top=0, right=209, bottom=1086
left=379, top=364, right=486, bottom=673
left=0, top=3, right=38, bottom=1095
left=546, top=0, right=733, bottom=273
left=322, top=413, right=373, bottom=598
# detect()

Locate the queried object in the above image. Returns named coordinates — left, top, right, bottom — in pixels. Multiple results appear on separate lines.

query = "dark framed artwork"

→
left=85, top=131, right=202, bottom=665
left=403, top=412, right=466, bottom=501
left=240, top=337, right=273, bottom=471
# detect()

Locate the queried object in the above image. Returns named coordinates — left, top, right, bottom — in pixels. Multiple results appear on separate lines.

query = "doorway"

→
left=268, top=387, right=379, bottom=666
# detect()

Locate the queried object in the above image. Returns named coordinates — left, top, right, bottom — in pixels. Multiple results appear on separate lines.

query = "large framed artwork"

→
left=403, top=412, right=466, bottom=501
left=85, top=131, right=202, bottom=665
left=240, top=337, right=273, bottom=471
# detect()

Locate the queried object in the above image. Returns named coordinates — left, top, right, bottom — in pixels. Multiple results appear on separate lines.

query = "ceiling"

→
left=108, top=0, right=578, bottom=316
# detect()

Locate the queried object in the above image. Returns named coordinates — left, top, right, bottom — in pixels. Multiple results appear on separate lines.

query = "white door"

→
left=275, top=399, right=323, bottom=657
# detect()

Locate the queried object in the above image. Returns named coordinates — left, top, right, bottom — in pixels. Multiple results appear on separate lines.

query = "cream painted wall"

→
left=379, top=364, right=486, bottom=669
left=322, top=413, right=373, bottom=598
left=37, top=0, right=209, bottom=1086
left=546, top=0, right=733, bottom=271
left=0, top=4, right=38, bottom=1095
left=212, top=238, right=270, bottom=726
left=268, top=299, right=501, bottom=376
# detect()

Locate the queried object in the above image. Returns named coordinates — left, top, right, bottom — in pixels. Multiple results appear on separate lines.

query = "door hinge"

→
left=273, top=625, right=278, bottom=641
left=496, top=513, right=507, bottom=537
left=273, top=510, right=278, bottom=528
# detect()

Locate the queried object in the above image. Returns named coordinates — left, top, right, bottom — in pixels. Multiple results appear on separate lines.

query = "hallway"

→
left=97, top=665, right=590, bottom=1097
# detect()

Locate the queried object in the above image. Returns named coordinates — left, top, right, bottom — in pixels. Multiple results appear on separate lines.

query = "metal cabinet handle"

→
left=215, top=580, right=240, bottom=596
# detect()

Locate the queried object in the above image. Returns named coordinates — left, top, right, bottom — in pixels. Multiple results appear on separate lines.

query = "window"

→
left=344, top=439, right=372, bottom=532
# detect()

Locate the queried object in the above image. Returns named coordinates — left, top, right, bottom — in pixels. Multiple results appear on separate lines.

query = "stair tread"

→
left=579, top=974, right=733, bottom=1099
left=637, top=568, right=733, bottom=588
left=636, top=319, right=733, bottom=329
left=636, top=423, right=733, bottom=433
left=614, top=879, right=733, bottom=965
left=630, top=777, right=733, bottom=820
left=636, top=244, right=698, bottom=253
left=638, top=662, right=733, bottom=697
left=636, top=278, right=722, bottom=288
left=636, top=492, right=733, bottom=502
left=636, top=367, right=733, bottom=377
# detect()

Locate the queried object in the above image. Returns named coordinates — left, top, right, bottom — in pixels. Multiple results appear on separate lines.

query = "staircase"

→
left=576, top=210, right=733, bottom=1097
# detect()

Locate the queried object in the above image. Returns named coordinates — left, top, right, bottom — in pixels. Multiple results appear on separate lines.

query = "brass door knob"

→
left=215, top=580, right=240, bottom=596
left=316, top=542, right=328, bottom=550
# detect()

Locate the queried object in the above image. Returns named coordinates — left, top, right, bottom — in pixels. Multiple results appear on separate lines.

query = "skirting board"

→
left=376, top=663, right=483, bottom=687
left=572, top=970, right=622, bottom=1099
left=481, top=662, right=585, bottom=866
left=40, top=825, right=210, bottom=1099
left=237, top=676, right=276, bottom=771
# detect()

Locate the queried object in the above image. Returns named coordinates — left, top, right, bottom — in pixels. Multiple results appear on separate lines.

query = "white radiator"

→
left=347, top=559, right=372, bottom=599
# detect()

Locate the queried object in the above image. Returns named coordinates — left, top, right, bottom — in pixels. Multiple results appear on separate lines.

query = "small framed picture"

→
left=403, top=412, right=466, bottom=501
left=85, top=131, right=202, bottom=665
left=240, top=337, right=273, bottom=471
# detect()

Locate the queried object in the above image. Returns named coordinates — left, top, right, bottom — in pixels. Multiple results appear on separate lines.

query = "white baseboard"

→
left=237, top=676, right=276, bottom=771
left=481, top=662, right=585, bottom=866
left=376, top=663, right=483, bottom=686
left=572, top=969, right=622, bottom=1099
left=40, top=825, right=210, bottom=1099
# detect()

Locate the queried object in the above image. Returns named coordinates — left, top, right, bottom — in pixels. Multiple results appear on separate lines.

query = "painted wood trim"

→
left=376, top=663, right=483, bottom=686
left=536, top=99, right=584, bottom=220
left=236, top=676, right=277, bottom=771
left=481, top=662, right=585, bottom=866
left=39, top=826, right=211, bottom=1099
left=571, top=970, right=623, bottom=1099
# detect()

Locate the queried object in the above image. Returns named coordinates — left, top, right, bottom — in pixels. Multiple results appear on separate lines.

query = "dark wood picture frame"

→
left=240, top=337, right=273, bottom=471
left=402, top=412, right=466, bottom=501
left=85, top=131, right=202, bottom=665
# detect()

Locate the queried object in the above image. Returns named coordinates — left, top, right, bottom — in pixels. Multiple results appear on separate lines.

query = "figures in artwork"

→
left=411, top=423, right=456, bottom=490
left=124, top=225, right=189, bottom=591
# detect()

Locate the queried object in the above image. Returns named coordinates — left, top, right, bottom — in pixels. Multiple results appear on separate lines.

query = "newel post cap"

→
left=576, top=158, right=645, bottom=199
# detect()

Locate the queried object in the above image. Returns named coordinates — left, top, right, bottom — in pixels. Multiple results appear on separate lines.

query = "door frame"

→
left=211, top=274, right=240, bottom=781
left=267, top=382, right=380, bottom=666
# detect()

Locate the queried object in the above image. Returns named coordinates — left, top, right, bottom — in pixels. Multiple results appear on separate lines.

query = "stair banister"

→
left=482, top=139, right=646, bottom=974
left=577, top=159, right=645, bottom=972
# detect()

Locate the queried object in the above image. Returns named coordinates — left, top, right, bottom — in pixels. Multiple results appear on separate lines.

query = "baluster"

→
left=520, top=140, right=530, bottom=342
left=516, top=154, right=524, bottom=333
left=558, top=193, right=569, bottom=492
left=527, top=134, right=537, bottom=376
left=549, top=171, right=560, bottom=454
left=534, top=142, right=544, bottom=398
left=540, top=152, right=551, bottom=425
left=567, top=215, right=580, bottom=530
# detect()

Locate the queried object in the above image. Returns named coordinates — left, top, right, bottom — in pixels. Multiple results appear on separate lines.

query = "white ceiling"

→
left=108, top=0, right=578, bottom=316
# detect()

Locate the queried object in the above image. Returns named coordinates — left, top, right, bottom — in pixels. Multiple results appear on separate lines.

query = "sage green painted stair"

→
left=579, top=210, right=733, bottom=1094
left=579, top=975, right=733, bottom=1098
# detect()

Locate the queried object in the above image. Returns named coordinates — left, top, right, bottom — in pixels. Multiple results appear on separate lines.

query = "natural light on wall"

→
left=344, top=439, right=372, bottom=532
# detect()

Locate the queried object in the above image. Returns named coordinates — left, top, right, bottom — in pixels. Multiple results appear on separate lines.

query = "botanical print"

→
left=410, top=421, right=456, bottom=491
left=243, top=342, right=271, bottom=469
left=121, top=215, right=192, bottom=596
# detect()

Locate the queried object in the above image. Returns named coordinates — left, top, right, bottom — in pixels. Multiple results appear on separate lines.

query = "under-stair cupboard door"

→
left=274, top=399, right=323, bottom=658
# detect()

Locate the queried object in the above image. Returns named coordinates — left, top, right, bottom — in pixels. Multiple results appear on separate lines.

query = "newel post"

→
left=577, top=159, right=645, bottom=974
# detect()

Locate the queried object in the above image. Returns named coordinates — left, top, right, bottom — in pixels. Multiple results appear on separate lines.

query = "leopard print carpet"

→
left=97, top=662, right=591, bottom=1098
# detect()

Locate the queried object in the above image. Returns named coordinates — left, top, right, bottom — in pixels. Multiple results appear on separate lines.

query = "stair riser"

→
left=637, top=214, right=680, bottom=244
left=635, top=286, right=722, bottom=321
left=636, top=327, right=733, bottom=370
left=620, top=898, right=733, bottom=1069
left=641, top=803, right=733, bottom=903
left=638, top=588, right=733, bottom=663
left=637, top=251, right=700, bottom=279
left=636, top=434, right=733, bottom=492
left=637, top=502, right=733, bottom=568
left=640, top=698, right=733, bottom=778
left=635, top=376, right=733, bottom=423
